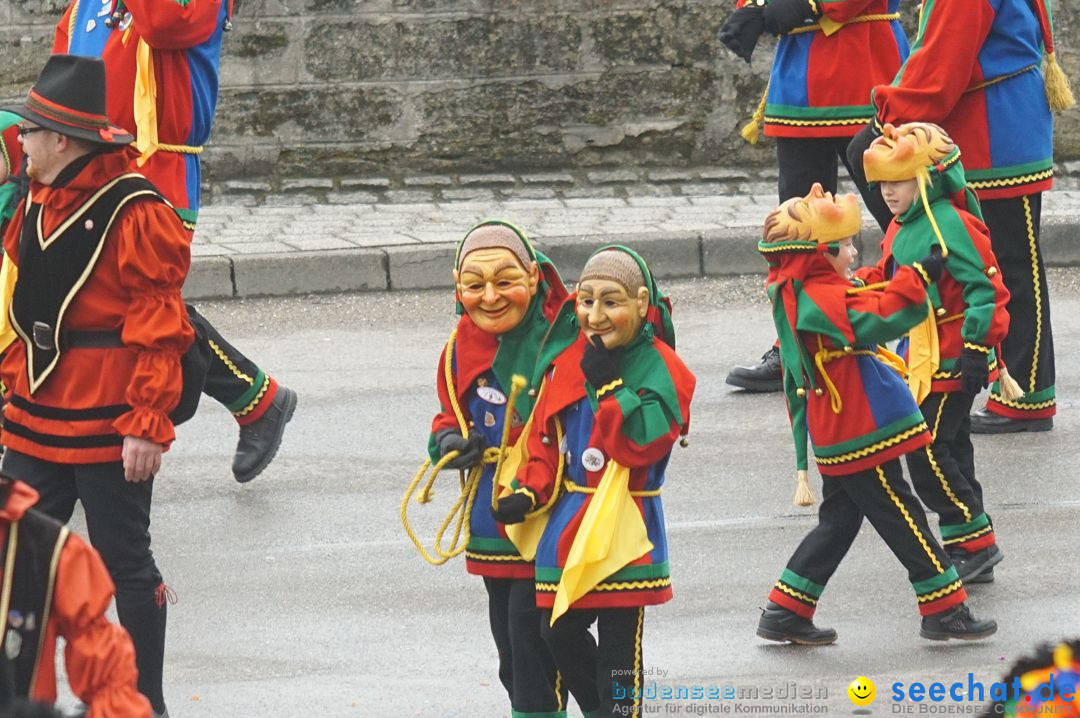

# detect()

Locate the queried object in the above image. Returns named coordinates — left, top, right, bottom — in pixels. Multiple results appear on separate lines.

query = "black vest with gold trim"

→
left=0, top=510, right=68, bottom=702
left=10, top=173, right=166, bottom=394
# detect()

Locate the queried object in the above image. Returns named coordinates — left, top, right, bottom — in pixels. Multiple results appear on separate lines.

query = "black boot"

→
left=756, top=601, right=837, bottom=645
left=920, top=603, right=997, bottom=641
left=947, top=544, right=1003, bottom=583
left=726, top=347, right=783, bottom=393
left=233, top=385, right=298, bottom=483
left=970, top=407, right=1052, bottom=434
left=965, top=566, right=995, bottom=584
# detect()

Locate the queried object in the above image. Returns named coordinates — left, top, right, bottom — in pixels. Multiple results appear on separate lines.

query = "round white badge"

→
left=477, top=386, right=507, bottom=405
left=581, top=448, right=606, bottom=472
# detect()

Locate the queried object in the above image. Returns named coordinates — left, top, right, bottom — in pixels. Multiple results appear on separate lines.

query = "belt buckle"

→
left=32, top=321, right=55, bottom=351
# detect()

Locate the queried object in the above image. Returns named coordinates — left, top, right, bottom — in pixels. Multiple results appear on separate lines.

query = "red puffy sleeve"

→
left=872, top=0, right=995, bottom=124
left=517, top=376, right=563, bottom=505
left=110, top=200, right=194, bottom=447
left=53, top=2, right=74, bottom=53
left=124, top=0, right=224, bottom=49
left=46, top=534, right=152, bottom=718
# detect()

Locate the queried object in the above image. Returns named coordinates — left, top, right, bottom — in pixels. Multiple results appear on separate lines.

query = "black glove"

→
left=912, top=249, right=945, bottom=285
left=845, top=121, right=882, bottom=182
left=718, top=6, right=766, bottom=63
left=580, top=334, right=621, bottom=390
left=762, top=0, right=817, bottom=35
left=435, top=429, right=484, bottom=470
left=493, top=490, right=535, bottom=525
left=959, top=344, right=991, bottom=396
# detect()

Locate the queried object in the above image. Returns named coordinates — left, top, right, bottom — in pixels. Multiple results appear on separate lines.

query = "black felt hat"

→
left=0, top=54, right=133, bottom=146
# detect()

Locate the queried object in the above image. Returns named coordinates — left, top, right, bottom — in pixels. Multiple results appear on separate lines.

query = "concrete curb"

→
left=182, top=218, right=1080, bottom=300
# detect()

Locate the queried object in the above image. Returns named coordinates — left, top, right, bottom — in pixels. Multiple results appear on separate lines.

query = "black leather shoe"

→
left=970, top=407, right=1052, bottom=434
left=948, top=544, right=1003, bottom=583
left=965, top=566, right=995, bottom=584
left=756, top=601, right=837, bottom=645
left=920, top=603, right=997, bottom=641
left=232, top=386, right=297, bottom=483
left=726, top=347, right=783, bottom=393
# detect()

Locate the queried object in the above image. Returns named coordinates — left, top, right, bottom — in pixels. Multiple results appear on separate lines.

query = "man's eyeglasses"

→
left=16, top=126, right=46, bottom=138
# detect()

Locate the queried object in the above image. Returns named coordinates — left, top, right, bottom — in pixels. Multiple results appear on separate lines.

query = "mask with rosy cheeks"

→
left=763, top=182, right=862, bottom=245
left=575, top=278, right=650, bottom=349
left=454, top=247, right=539, bottom=335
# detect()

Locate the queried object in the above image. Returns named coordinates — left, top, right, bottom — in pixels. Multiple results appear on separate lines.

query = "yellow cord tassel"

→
left=793, top=469, right=816, bottom=506
left=741, top=83, right=769, bottom=145
left=997, top=363, right=1025, bottom=402
left=1045, top=51, right=1076, bottom=112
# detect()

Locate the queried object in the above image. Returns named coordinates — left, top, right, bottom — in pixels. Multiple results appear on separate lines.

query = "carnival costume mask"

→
left=575, top=250, right=650, bottom=350
left=762, top=182, right=862, bottom=249
left=862, top=122, right=957, bottom=185
left=454, top=224, right=540, bottom=335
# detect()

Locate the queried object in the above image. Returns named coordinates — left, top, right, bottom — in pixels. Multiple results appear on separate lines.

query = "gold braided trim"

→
left=129, top=141, right=204, bottom=154
left=787, top=12, right=899, bottom=34
left=941, top=525, right=993, bottom=546
left=964, top=64, right=1038, bottom=94
left=917, top=580, right=964, bottom=603
left=911, top=262, right=932, bottom=286
left=968, top=169, right=1053, bottom=190
left=234, top=374, right=271, bottom=418
left=563, top=479, right=661, bottom=497
left=846, top=281, right=890, bottom=294
left=67, top=0, right=80, bottom=46
left=924, top=448, right=973, bottom=522
left=181, top=219, right=197, bottom=232
left=815, top=423, right=927, bottom=465
left=1024, top=196, right=1042, bottom=392
left=988, top=392, right=1056, bottom=410
left=963, top=342, right=990, bottom=354
left=554, top=672, right=564, bottom=713
left=464, top=551, right=527, bottom=562
left=773, top=582, right=818, bottom=606
left=875, top=465, right=946, bottom=574
left=209, top=338, right=254, bottom=384
left=537, top=577, right=672, bottom=593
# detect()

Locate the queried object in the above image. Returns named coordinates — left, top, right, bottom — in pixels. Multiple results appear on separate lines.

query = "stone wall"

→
left=2, top=0, right=1078, bottom=184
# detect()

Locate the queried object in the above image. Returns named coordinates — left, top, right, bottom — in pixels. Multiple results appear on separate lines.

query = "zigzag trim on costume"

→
left=941, top=525, right=993, bottom=547
left=875, top=466, right=945, bottom=574
left=464, top=551, right=528, bottom=562
left=209, top=339, right=254, bottom=384
left=233, top=374, right=271, bottom=418
left=917, top=580, right=964, bottom=603
left=773, top=581, right=817, bottom=606
left=536, top=577, right=671, bottom=594
left=988, top=392, right=1056, bottom=410
left=1024, top=196, right=1043, bottom=392
left=968, top=169, right=1053, bottom=190
left=763, top=116, right=873, bottom=128
left=815, top=423, right=927, bottom=465
left=632, top=607, right=644, bottom=710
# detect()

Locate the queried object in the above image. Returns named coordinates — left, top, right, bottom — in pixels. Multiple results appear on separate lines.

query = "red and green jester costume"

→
left=508, top=246, right=694, bottom=716
left=756, top=185, right=996, bottom=644
left=858, top=122, right=1010, bottom=581
left=868, top=0, right=1071, bottom=425
left=427, top=221, right=569, bottom=718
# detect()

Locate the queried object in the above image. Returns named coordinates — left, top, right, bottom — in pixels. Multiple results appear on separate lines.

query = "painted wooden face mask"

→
left=763, top=182, right=862, bottom=246
left=455, top=247, right=539, bottom=335
left=863, top=122, right=957, bottom=185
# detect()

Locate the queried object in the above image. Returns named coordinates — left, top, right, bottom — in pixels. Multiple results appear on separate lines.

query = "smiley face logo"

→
left=848, top=676, right=876, bottom=707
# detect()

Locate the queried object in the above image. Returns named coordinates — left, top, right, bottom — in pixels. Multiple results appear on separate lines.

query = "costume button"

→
left=796, top=388, right=806, bottom=398
left=987, top=267, right=998, bottom=277
left=936, top=307, right=947, bottom=317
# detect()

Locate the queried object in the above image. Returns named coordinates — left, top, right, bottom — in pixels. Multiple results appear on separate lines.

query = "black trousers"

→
left=981, top=194, right=1056, bottom=416
left=540, top=606, right=644, bottom=717
left=905, top=391, right=993, bottom=551
left=483, top=577, right=566, bottom=716
left=0, top=450, right=167, bottom=713
left=186, top=305, right=272, bottom=421
left=776, top=136, right=893, bottom=232
left=778, top=460, right=955, bottom=613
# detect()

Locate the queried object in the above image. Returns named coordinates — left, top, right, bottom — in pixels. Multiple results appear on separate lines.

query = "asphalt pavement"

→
left=48, top=270, right=1078, bottom=717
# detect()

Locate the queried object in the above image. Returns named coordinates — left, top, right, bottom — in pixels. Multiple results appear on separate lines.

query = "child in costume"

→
left=755, top=183, right=997, bottom=644
left=495, top=246, right=695, bottom=717
left=859, top=122, right=1012, bottom=584
left=424, top=221, right=568, bottom=718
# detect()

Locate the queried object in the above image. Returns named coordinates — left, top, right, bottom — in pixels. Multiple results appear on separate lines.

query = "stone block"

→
left=233, top=249, right=387, bottom=296
left=701, top=227, right=766, bottom=276
left=1041, top=216, right=1080, bottom=267
left=303, top=15, right=583, bottom=82
left=184, top=256, right=235, bottom=300
left=385, top=244, right=458, bottom=290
